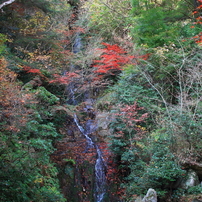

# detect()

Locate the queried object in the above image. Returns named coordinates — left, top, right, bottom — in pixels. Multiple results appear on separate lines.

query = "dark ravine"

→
left=51, top=30, right=112, bottom=201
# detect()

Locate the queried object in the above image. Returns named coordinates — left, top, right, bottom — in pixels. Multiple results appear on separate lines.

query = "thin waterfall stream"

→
left=50, top=12, right=121, bottom=202
left=61, top=33, right=109, bottom=201
left=94, top=145, right=107, bottom=202
left=74, top=114, right=107, bottom=202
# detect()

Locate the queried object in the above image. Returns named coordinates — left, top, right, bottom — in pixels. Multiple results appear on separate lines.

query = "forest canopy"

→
left=0, top=0, right=201, bottom=201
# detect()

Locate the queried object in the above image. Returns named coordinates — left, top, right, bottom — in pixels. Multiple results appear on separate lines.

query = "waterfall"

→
left=95, top=145, right=107, bottom=202
left=74, top=114, right=94, bottom=147
left=67, top=33, right=107, bottom=201
left=73, top=114, right=107, bottom=201
left=66, top=82, right=78, bottom=105
left=73, top=34, right=82, bottom=53
left=66, top=34, right=83, bottom=105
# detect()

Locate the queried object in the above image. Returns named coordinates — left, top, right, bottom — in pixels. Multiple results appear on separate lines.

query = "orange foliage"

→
left=93, top=43, right=149, bottom=79
left=93, top=43, right=134, bottom=76
left=0, top=57, right=27, bottom=131
left=22, top=66, right=44, bottom=77
left=115, top=102, right=148, bottom=141
left=49, top=71, right=80, bottom=85
left=191, top=0, right=202, bottom=45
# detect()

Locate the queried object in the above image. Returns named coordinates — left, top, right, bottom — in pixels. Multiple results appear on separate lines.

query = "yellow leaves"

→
left=0, top=57, right=17, bottom=83
left=136, top=125, right=146, bottom=131
left=29, top=11, right=50, bottom=29
left=20, top=11, right=50, bottom=36
left=34, top=177, right=44, bottom=184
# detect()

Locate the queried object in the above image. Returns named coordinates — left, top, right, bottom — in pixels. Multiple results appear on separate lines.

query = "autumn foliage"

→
left=23, top=66, right=42, bottom=74
left=117, top=102, right=148, bottom=126
left=0, top=57, right=26, bottom=132
left=93, top=43, right=150, bottom=80
left=191, top=0, right=202, bottom=45
left=49, top=71, right=80, bottom=84
left=93, top=43, right=134, bottom=77
left=114, top=102, right=148, bottom=141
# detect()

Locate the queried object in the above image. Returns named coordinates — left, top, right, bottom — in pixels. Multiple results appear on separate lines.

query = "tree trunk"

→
left=0, top=0, right=15, bottom=9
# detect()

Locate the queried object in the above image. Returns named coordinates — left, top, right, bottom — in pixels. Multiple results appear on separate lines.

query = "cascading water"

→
left=94, top=145, right=107, bottom=202
left=73, top=34, right=82, bottom=54
left=65, top=33, right=108, bottom=201
left=74, top=114, right=94, bottom=147
left=66, top=82, right=78, bottom=105
left=74, top=114, right=107, bottom=201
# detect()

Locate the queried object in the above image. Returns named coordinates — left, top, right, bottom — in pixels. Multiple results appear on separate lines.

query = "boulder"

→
left=181, top=169, right=200, bottom=189
left=135, top=196, right=143, bottom=202
left=192, top=199, right=202, bottom=202
left=142, top=188, right=157, bottom=202
left=180, top=159, right=202, bottom=179
left=95, top=112, right=112, bottom=138
left=51, top=105, right=75, bottom=118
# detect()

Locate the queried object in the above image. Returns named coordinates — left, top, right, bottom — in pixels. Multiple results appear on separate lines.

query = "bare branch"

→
left=0, top=0, right=15, bottom=10
left=99, top=0, right=130, bottom=18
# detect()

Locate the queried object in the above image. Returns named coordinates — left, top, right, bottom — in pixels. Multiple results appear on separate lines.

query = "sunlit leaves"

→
left=85, top=0, right=132, bottom=39
left=93, top=43, right=135, bottom=78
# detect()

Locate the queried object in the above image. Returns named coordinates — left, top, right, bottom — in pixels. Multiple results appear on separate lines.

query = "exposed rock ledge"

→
left=180, top=158, right=202, bottom=178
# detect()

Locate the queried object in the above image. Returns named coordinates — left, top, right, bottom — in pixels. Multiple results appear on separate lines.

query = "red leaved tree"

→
left=93, top=43, right=135, bottom=79
left=115, top=102, right=148, bottom=141
left=49, top=71, right=80, bottom=85
left=92, top=43, right=150, bottom=82
left=23, top=66, right=42, bottom=74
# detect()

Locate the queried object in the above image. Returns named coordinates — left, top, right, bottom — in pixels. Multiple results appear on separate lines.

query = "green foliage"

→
left=187, top=185, right=202, bottom=195
left=0, top=76, right=65, bottom=201
left=0, top=0, right=201, bottom=201
left=181, top=22, right=202, bottom=38
left=33, top=86, right=59, bottom=105
left=0, top=33, right=7, bottom=55
left=64, top=164, right=75, bottom=179
left=171, top=188, right=186, bottom=201
left=130, top=0, right=193, bottom=48
left=110, top=67, right=160, bottom=112
left=144, top=139, right=185, bottom=187
left=162, top=110, right=202, bottom=159
left=0, top=130, right=65, bottom=202
left=108, top=33, right=201, bottom=201
left=117, top=136, right=185, bottom=199
left=0, top=1, right=76, bottom=201
left=109, top=102, right=149, bottom=200
left=131, top=7, right=178, bottom=47
left=63, top=158, right=76, bottom=165
left=85, top=0, right=132, bottom=39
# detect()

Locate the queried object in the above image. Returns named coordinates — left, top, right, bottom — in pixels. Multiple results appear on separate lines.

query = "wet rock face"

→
left=95, top=112, right=114, bottom=138
left=179, top=169, right=200, bottom=189
left=185, top=170, right=200, bottom=188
